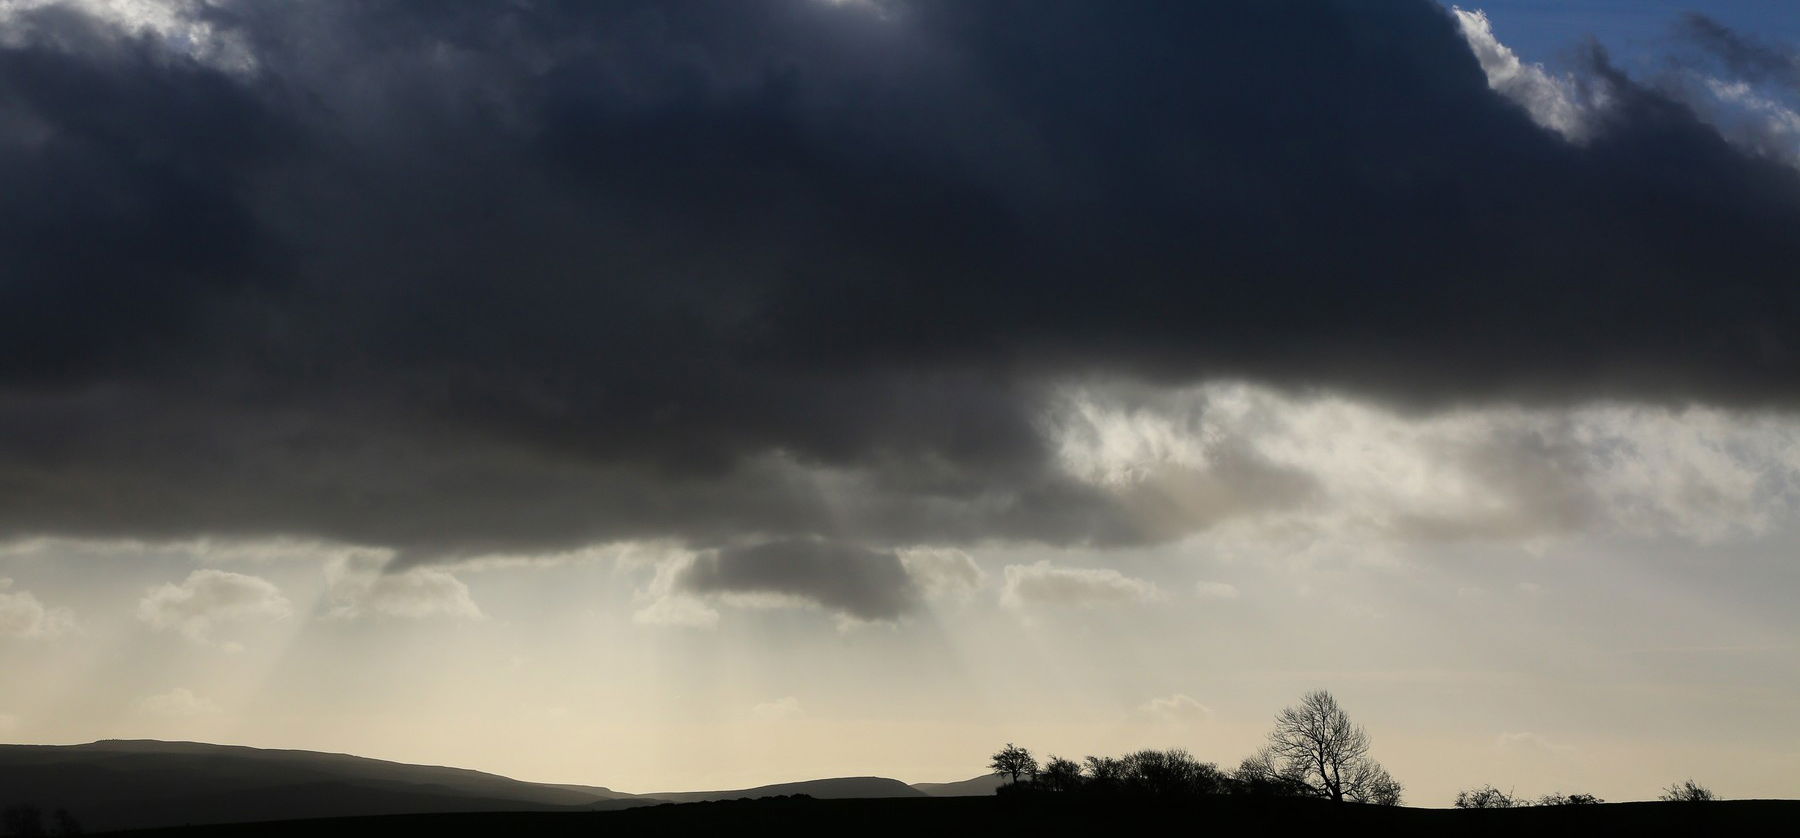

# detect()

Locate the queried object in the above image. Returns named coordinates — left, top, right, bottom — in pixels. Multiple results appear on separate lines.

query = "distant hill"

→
left=0, top=740, right=653, bottom=833
left=0, top=740, right=963, bottom=833
left=646, top=776, right=926, bottom=803
left=912, top=774, right=1006, bottom=796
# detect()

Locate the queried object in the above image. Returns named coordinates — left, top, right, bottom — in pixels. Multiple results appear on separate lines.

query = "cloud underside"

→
left=2, top=0, right=1800, bottom=577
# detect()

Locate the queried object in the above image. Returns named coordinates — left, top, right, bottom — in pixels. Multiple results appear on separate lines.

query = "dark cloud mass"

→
left=679, top=540, right=920, bottom=622
left=2, top=0, right=1799, bottom=561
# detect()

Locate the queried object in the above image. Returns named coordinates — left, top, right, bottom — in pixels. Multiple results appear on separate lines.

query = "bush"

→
left=1659, top=780, right=1716, bottom=802
left=1533, top=791, right=1605, bottom=805
left=1038, top=757, right=1085, bottom=793
left=1453, top=785, right=1519, bottom=809
left=1536, top=792, right=1602, bottom=806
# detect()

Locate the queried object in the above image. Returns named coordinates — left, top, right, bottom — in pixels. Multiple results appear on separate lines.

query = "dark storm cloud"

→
left=2, top=0, right=1800, bottom=561
left=679, top=540, right=920, bottom=622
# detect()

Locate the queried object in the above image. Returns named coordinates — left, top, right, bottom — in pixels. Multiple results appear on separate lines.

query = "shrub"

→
left=1659, top=780, right=1716, bottom=802
left=1453, top=785, right=1519, bottom=809
left=1537, top=792, right=1602, bottom=806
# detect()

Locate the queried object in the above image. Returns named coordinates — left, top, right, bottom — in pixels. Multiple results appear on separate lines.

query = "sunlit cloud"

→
left=1452, top=7, right=1596, bottom=140
left=1000, top=561, right=1161, bottom=610
left=1136, top=694, right=1215, bottom=725
left=137, top=569, right=292, bottom=649
left=898, top=547, right=988, bottom=601
left=1047, top=382, right=1800, bottom=556
left=751, top=696, right=804, bottom=723
left=323, top=555, right=483, bottom=621
left=0, top=0, right=256, bottom=72
left=1194, top=581, right=1241, bottom=600
left=0, top=578, right=76, bottom=639
left=134, top=687, right=222, bottom=718
left=632, top=594, right=720, bottom=630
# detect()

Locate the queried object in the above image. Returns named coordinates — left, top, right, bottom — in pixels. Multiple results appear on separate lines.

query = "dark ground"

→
left=96, top=795, right=1800, bottom=838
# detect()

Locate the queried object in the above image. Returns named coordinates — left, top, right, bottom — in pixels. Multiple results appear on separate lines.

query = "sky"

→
left=2, top=0, right=1800, bottom=807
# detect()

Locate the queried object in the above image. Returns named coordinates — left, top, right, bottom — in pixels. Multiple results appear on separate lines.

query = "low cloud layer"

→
left=137, top=568, right=292, bottom=644
left=1047, top=383, right=1800, bottom=553
left=2, top=0, right=1799, bottom=587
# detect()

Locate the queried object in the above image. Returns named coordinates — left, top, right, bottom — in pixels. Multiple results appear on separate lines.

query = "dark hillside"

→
left=95, top=795, right=1800, bottom=838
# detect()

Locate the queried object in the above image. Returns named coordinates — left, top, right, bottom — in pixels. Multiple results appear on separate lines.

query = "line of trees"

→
left=1452, top=785, right=1603, bottom=808
left=1449, top=778, right=1718, bottom=808
left=1453, top=778, right=1719, bottom=808
left=989, top=690, right=1402, bottom=806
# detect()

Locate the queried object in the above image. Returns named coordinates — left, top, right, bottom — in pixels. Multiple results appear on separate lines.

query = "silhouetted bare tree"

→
left=1259, top=690, right=1400, bottom=804
left=1659, top=780, right=1717, bottom=802
left=990, top=743, right=1038, bottom=784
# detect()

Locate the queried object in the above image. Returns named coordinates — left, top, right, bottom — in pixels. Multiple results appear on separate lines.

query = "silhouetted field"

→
left=96, top=795, right=1800, bottom=838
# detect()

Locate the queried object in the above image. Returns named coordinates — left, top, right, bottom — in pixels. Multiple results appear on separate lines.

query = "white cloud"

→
left=1137, top=693, right=1214, bottom=724
left=1000, top=561, right=1161, bottom=609
left=0, top=578, right=76, bottom=639
left=325, top=555, right=484, bottom=620
left=1452, top=7, right=1595, bottom=141
left=632, top=594, right=720, bottom=629
left=629, top=550, right=720, bottom=629
left=1045, top=382, right=1800, bottom=556
left=0, top=0, right=257, bottom=72
left=751, top=696, right=803, bottom=722
left=138, top=569, right=292, bottom=645
left=1496, top=731, right=1574, bottom=754
left=134, top=687, right=221, bottom=718
left=1696, top=77, right=1800, bottom=168
left=898, top=547, right=987, bottom=600
left=1194, top=581, right=1240, bottom=600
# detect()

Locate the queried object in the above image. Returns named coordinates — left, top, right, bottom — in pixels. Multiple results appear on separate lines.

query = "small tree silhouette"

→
left=989, top=743, right=1038, bottom=784
left=1659, top=780, right=1717, bottom=802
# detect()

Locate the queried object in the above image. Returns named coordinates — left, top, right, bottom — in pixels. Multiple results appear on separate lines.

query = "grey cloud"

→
left=1, top=0, right=1799, bottom=567
left=678, top=540, right=921, bottom=622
